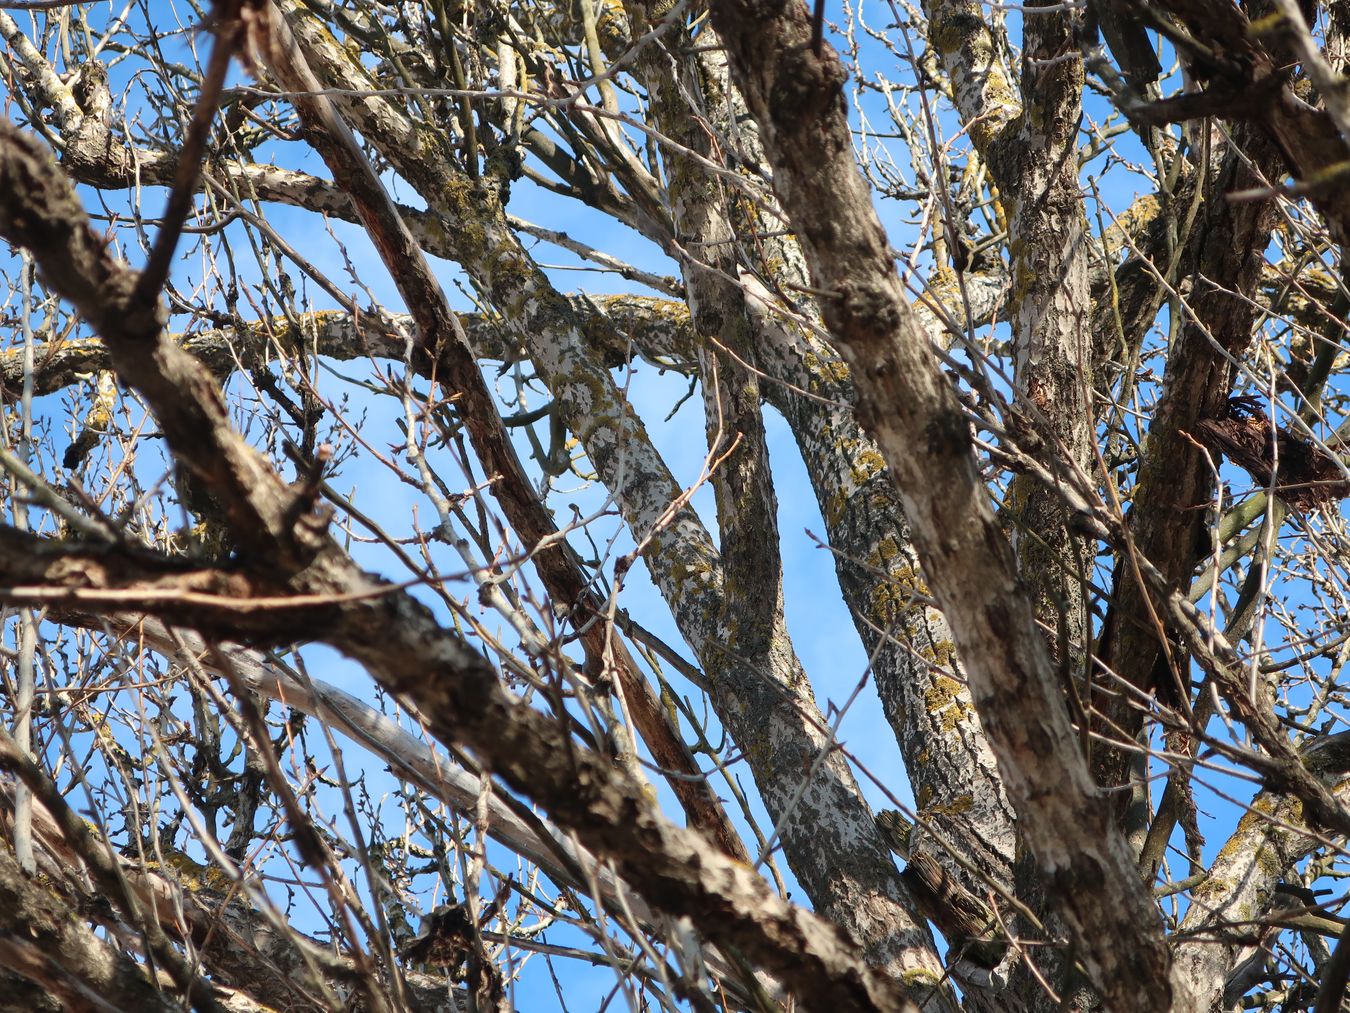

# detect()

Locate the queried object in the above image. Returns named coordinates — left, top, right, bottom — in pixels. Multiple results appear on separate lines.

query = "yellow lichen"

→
left=924, top=675, right=971, bottom=730
left=921, top=795, right=975, bottom=819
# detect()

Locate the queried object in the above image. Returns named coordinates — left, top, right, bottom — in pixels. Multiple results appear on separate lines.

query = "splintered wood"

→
left=1193, top=396, right=1349, bottom=510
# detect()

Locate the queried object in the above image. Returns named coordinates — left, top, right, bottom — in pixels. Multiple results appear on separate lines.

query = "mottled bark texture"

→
left=703, top=0, right=1176, bottom=1008
left=265, top=1, right=950, bottom=987
left=619, top=6, right=956, bottom=993
left=928, top=2, right=1098, bottom=998
left=748, top=286, right=1020, bottom=1005
left=615, top=8, right=1021, bottom=998
left=0, top=841, right=188, bottom=1013
left=0, top=115, right=915, bottom=1013
left=260, top=12, right=749, bottom=866
left=694, top=54, right=1020, bottom=971
left=995, top=0, right=1094, bottom=671
left=925, top=0, right=1095, bottom=666
left=669, top=18, right=1020, bottom=988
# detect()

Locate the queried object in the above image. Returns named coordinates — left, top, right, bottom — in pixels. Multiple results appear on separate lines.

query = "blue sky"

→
left=4, top=0, right=1347, bottom=1005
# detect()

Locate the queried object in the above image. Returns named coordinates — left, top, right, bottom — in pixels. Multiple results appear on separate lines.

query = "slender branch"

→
left=0, top=110, right=913, bottom=1013
left=132, top=0, right=250, bottom=308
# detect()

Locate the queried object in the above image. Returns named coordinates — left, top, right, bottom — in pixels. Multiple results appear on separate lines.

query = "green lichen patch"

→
left=924, top=675, right=971, bottom=731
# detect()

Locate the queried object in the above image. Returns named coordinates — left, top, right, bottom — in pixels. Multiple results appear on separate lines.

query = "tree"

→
left=1, top=0, right=1350, bottom=1008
